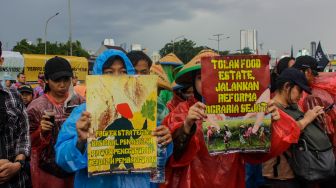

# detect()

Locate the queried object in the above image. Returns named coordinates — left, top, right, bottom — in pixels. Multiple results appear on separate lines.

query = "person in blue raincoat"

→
left=55, top=49, right=173, bottom=188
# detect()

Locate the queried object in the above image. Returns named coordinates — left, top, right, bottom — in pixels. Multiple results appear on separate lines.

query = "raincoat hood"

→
left=93, top=49, right=135, bottom=75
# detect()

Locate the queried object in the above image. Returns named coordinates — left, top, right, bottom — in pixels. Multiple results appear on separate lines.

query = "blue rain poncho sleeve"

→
left=54, top=99, right=173, bottom=188
left=55, top=103, right=88, bottom=172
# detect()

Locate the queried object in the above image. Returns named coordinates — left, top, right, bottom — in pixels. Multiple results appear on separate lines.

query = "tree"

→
left=242, top=47, right=253, bottom=55
left=159, top=38, right=207, bottom=63
left=159, top=38, right=233, bottom=63
left=13, top=38, right=90, bottom=58
left=12, top=39, right=35, bottom=54
left=219, top=50, right=230, bottom=56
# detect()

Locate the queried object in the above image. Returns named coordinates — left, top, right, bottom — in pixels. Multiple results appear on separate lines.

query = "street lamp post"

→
left=68, top=0, right=72, bottom=56
left=172, top=35, right=184, bottom=54
left=209, top=34, right=230, bottom=54
left=45, top=12, right=60, bottom=55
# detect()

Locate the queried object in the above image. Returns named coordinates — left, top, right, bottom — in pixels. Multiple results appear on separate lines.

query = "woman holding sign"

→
left=162, top=50, right=302, bottom=188
left=55, top=49, right=173, bottom=188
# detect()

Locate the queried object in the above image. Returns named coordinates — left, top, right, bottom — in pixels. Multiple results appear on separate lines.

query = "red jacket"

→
left=27, top=94, right=85, bottom=188
left=166, top=92, right=185, bottom=112
left=298, top=72, right=336, bottom=155
left=162, top=97, right=300, bottom=188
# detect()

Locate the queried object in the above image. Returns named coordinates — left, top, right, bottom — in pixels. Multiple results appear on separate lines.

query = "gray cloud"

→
left=1, top=0, right=335, bottom=57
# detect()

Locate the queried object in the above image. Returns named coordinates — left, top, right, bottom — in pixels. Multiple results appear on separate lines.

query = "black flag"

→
left=315, top=41, right=329, bottom=71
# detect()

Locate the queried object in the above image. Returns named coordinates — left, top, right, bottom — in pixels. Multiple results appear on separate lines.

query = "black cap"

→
left=277, top=68, right=312, bottom=94
left=277, top=57, right=294, bottom=74
left=293, top=56, right=318, bottom=76
left=45, top=56, right=73, bottom=80
left=18, top=84, right=33, bottom=94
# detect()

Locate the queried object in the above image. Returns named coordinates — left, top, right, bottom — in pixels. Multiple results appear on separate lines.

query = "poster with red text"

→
left=202, top=55, right=271, bottom=154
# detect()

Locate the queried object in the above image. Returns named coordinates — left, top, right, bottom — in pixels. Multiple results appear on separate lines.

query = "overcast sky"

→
left=1, top=0, right=335, bottom=57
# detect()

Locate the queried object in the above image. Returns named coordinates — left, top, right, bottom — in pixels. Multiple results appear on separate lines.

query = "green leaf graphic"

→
left=141, top=100, right=156, bottom=121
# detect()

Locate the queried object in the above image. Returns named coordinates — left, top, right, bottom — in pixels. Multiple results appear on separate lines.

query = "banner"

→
left=86, top=75, right=158, bottom=176
left=23, top=54, right=88, bottom=84
left=0, top=51, right=24, bottom=80
left=201, top=55, right=271, bottom=154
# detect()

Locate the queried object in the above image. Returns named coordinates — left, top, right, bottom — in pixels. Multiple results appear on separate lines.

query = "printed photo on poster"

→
left=201, top=55, right=271, bottom=154
left=86, top=75, right=158, bottom=176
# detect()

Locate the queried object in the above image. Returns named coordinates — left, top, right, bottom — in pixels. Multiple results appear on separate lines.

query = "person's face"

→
left=288, top=59, right=295, bottom=67
left=103, top=60, right=126, bottom=76
left=46, top=77, right=71, bottom=96
left=181, top=86, right=194, bottom=99
left=134, top=60, right=150, bottom=75
left=195, top=72, right=202, bottom=96
left=21, top=92, right=33, bottom=106
left=5, top=80, right=11, bottom=88
left=286, top=84, right=303, bottom=104
left=18, top=74, right=26, bottom=83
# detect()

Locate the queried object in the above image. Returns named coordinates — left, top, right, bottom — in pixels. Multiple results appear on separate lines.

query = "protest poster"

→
left=23, top=54, right=88, bottom=85
left=86, top=75, right=158, bottom=176
left=201, top=55, right=271, bottom=154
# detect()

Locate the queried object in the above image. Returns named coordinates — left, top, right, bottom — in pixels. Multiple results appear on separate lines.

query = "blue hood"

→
left=93, top=49, right=135, bottom=75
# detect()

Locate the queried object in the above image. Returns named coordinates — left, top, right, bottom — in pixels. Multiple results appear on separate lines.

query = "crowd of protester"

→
left=1, top=39, right=336, bottom=188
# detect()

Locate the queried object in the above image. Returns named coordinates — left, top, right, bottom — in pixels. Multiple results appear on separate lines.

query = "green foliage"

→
left=12, top=39, right=35, bottom=54
left=13, top=38, right=90, bottom=58
left=159, top=38, right=208, bottom=64
left=207, top=137, right=270, bottom=151
left=202, top=118, right=272, bottom=152
left=159, top=38, right=232, bottom=63
left=202, top=118, right=272, bottom=130
left=141, top=100, right=156, bottom=121
left=219, top=50, right=230, bottom=56
left=242, top=47, right=253, bottom=55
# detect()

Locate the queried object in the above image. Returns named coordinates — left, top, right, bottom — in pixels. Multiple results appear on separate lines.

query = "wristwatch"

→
left=14, top=159, right=25, bottom=170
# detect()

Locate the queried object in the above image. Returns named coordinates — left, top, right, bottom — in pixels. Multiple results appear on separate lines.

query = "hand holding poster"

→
left=202, top=55, right=271, bottom=154
left=86, top=75, right=158, bottom=176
